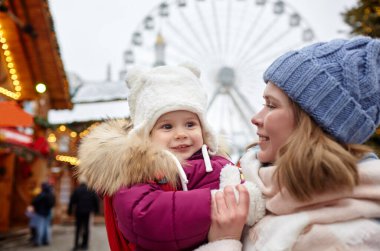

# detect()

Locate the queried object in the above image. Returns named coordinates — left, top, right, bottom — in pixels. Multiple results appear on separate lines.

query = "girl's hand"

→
left=208, top=185, right=249, bottom=242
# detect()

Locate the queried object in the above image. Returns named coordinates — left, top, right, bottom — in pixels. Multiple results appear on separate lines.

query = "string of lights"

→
left=0, top=23, right=21, bottom=99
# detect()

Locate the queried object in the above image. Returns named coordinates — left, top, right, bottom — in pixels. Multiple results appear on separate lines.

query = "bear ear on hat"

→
left=179, top=62, right=201, bottom=78
left=126, top=66, right=149, bottom=89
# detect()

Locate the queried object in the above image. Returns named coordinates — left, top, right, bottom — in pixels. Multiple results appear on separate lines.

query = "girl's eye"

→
left=161, top=124, right=172, bottom=130
left=186, top=122, right=195, bottom=128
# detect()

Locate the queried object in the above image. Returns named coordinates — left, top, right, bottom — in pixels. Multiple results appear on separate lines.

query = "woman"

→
left=199, top=36, right=380, bottom=250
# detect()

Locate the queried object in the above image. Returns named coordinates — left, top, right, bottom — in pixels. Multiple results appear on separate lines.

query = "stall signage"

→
left=0, top=128, right=33, bottom=146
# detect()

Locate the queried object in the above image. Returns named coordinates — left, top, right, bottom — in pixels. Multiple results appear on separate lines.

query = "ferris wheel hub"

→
left=217, top=66, right=235, bottom=88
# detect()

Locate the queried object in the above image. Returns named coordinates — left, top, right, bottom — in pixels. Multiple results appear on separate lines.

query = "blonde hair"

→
left=274, top=102, right=372, bottom=201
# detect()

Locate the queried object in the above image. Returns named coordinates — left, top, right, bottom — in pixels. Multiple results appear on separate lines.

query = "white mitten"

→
left=216, top=164, right=266, bottom=226
left=211, top=164, right=241, bottom=199
left=239, top=149, right=266, bottom=225
left=219, top=164, right=242, bottom=189
left=243, top=181, right=266, bottom=226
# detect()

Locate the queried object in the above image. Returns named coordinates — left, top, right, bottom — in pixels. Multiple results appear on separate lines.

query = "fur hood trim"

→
left=77, top=120, right=179, bottom=196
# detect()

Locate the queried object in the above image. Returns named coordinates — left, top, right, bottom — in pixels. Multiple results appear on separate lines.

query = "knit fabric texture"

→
left=264, top=36, right=380, bottom=144
left=126, top=64, right=218, bottom=153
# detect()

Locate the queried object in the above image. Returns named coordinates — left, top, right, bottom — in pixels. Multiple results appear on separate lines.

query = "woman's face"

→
left=251, top=82, right=296, bottom=163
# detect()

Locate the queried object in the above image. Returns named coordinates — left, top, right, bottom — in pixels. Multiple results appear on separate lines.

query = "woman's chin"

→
left=257, top=151, right=275, bottom=164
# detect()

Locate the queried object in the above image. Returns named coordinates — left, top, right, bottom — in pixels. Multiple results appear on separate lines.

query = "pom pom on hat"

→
left=126, top=64, right=218, bottom=153
left=264, top=36, right=380, bottom=144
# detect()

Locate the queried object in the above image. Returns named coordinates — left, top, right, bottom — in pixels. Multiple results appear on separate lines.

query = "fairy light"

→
left=58, top=125, right=66, bottom=132
left=0, top=23, right=22, bottom=99
left=55, top=155, right=79, bottom=166
left=79, top=130, right=89, bottom=138
left=47, top=133, right=57, bottom=143
left=35, top=82, right=47, bottom=93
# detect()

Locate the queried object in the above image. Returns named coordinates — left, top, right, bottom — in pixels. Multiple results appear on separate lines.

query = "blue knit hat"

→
left=263, top=37, right=380, bottom=144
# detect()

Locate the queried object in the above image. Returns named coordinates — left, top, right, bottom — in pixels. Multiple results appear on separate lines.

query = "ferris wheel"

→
left=120, top=0, right=316, bottom=157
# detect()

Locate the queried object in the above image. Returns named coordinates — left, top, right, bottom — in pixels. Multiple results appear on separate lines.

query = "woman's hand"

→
left=208, top=184, right=249, bottom=242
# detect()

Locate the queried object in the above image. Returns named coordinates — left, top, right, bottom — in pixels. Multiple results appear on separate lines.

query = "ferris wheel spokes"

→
left=211, top=0, right=222, bottom=57
left=235, top=15, right=282, bottom=68
left=165, top=20, right=204, bottom=60
left=178, top=8, right=211, bottom=56
left=230, top=3, right=267, bottom=66
left=194, top=1, right=217, bottom=55
left=238, top=26, right=293, bottom=69
left=240, top=40, right=306, bottom=75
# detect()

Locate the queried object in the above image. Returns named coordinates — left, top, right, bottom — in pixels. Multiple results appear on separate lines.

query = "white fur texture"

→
left=245, top=212, right=310, bottom=251
left=329, top=219, right=380, bottom=246
left=244, top=181, right=266, bottom=226
left=77, top=120, right=179, bottom=195
left=195, top=239, right=242, bottom=251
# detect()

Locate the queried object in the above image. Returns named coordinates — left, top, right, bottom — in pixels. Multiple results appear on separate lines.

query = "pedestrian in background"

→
left=25, top=205, right=38, bottom=244
left=68, top=176, right=99, bottom=251
left=31, top=182, right=55, bottom=246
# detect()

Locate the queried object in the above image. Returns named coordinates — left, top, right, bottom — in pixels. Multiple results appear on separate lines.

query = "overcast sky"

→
left=49, top=0, right=357, bottom=82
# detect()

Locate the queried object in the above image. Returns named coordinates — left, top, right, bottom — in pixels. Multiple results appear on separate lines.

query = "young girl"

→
left=77, top=64, right=264, bottom=251
left=199, top=36, right=380, bottom=250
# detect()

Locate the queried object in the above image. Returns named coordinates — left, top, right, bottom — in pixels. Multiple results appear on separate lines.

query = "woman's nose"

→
left=251, top=110, right=264, bottom=127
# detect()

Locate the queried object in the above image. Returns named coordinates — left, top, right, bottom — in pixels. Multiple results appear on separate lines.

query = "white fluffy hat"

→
left=126, top=64, right=218, bottom=153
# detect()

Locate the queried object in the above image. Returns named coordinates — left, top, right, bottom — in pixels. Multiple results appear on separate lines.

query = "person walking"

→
left=31, top=182, right=55, bottom=246
left=25, top=205, right=38, bottom=244
left=68, top=176, right=100, bottom=251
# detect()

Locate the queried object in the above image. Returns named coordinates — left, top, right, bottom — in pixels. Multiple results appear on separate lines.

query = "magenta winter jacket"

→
left=113, top=151, right=231, bottom=251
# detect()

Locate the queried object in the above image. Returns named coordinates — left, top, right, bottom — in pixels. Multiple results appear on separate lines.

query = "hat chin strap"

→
left=164, top=150, right=189, bottom=191
left=202, top=144, right=213, bottom=172
left=164, top=145, right=212, bottom=191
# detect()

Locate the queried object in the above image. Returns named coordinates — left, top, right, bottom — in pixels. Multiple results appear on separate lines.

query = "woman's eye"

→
left=263, top=103, right=275, bottom=109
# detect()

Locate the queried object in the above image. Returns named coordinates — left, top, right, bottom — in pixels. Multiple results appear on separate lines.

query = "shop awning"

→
left=0, top=128, right=33, bottom=146
left=0, top=101, right=34, bottom=127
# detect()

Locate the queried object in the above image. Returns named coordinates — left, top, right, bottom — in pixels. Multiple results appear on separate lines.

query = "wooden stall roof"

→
left=0, top=101, right=33, bottom=127
left=0, top=0, right=72, bottom=109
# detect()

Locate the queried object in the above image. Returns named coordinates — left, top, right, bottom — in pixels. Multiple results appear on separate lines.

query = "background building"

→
left=0, top=0, right=71, bottom=233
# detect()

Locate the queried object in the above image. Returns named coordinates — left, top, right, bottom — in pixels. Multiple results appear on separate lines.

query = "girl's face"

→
left=251, top=82, right=296, bottom=163
left=151, top=110, right=204, bottom=163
